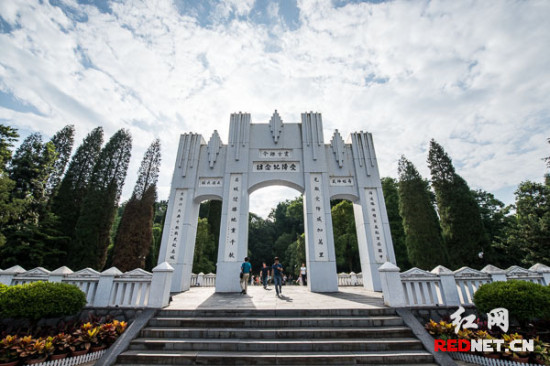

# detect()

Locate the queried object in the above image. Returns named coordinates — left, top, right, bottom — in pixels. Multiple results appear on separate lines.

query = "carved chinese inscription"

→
left=253, top=161, right=300, bottom=172
left=310, top=174, right=328, bottom=262
left=224, top=174, right=242, bottom=261
left=259, top=149, right=292, bottom=158
left=199, top=177, right=223, bottom=187
left=166, top=189, right=186, bottom=264
left=329, top=177, right=354, bottom=186
left=366, top=188, right=387, bottom=263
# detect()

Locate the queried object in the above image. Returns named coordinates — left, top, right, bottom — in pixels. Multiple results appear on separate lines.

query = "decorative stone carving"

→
left=330, top=130, right=345, bottom=168
left=400, top=267, right=437, bottom=279
left=269, top=110, right=283, bottom=144
left=207, top=130, right=222, bottom=168
left=453, top=266, right=490, bottom=279
left=19, top=267, right=50, bottom=277
left=122, top=268, right=152, bottom=278
left=69, top=268, right=100, bottom=277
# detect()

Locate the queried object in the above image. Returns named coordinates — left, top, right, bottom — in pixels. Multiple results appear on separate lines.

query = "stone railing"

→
left=337, top=272, right=363, bottom=286
left=190, top=272, right=216, bottom=287
left=187, top=272, right=363, bottom=287
left=0, top=262, right=174, bottom=308
left=379, top=262, right=550, bottom=307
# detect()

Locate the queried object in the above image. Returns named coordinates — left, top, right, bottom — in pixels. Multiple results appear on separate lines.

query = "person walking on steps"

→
left=241, top=257, right=252, bottom=295
left=272, top=257, right=284, bottom=297
left=260, top=262, right=270, bottom=289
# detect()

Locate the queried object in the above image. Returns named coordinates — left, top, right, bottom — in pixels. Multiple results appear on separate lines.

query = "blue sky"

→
left=1, top=0, right=549, bottom=217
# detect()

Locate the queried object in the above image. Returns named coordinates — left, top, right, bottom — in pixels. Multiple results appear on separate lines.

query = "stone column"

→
left=148, top=262, right=174, bottom=308
left=94, top=267, right=122, bottom=307
left=216, top=173, right=250, bottom=292
left=49, top=266, right=73, bottom=283
left=0, top=265, right=25, bottom=285
left=482, top=264, right=507, bottom=282
left=303, top=172, right=338, bottom=292
left=378, top=262, right=405, bottom=307
left=432, top=265, right=460, bottom=306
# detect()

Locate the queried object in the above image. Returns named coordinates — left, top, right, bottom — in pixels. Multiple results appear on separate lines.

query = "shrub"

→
left=473, top=280, right=550, bottom=324
left=0, top=282, right=87, bottom=320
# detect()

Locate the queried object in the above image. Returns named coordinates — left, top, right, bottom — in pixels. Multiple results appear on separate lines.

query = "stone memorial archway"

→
left=158, top=111, right=396, bottom=293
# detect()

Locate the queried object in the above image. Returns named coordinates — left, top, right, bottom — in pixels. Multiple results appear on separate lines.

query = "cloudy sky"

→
left=1, top=0, right=549, bottom=218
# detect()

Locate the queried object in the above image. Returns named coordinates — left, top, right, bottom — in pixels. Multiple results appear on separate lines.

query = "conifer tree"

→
left=381, top=177, right=411, bottom=270
left=49, top=127, right=103, bottom=267
left=398, top=156, right=447, bottom=269
left=71, top=129, right=132, bottom=270
left=0, top=124, right=20, bottom=247
left=8, top=133, right=56, bottom=222
left=112, top=139, right=160, bottom=271
left=427, top=139, right=488, bottom=268
left=46, top=125, right=75, bottom=197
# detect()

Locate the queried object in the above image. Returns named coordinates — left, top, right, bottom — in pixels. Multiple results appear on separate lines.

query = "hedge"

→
left=473, top=280, right=550, bottom=324
left=0, top=281, right=87, bottom=320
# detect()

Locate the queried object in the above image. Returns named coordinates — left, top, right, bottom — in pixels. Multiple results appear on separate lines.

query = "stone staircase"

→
left=114, top=308, right=437, bottom=365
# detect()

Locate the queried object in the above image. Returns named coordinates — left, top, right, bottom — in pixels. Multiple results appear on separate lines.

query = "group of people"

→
left=240, top=257, right=307, bottom=297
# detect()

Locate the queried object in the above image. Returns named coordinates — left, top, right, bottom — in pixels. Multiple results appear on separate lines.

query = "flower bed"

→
left=0, top=320, right=127, bottom=365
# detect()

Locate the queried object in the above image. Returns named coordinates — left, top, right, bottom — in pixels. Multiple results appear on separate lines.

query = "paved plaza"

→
left=166, top=285, right=386, bottom=310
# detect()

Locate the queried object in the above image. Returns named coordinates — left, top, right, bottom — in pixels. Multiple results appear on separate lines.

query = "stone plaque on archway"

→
left=158, top=111, right=396, bottom=293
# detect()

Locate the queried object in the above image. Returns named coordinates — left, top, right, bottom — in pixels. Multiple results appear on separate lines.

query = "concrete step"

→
left=140, top=325, right=414, bottom=339
left=148, top=315, right=404, bottom=328
left=156, top=308, right=396, bottom=318
left=116, top=350, right=435, bottom=365
left=129, top=337, right=424, bottom=352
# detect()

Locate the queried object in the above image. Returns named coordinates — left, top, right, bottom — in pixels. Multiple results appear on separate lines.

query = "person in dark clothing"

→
left=272, top=257, right=284, bottom=296
left=260, top=262, right=270, bottom=289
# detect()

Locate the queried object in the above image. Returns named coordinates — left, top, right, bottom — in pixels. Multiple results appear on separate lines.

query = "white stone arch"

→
left=248, top=179, right=305, bottom=196
left=158, top=111, right=396, bottom=293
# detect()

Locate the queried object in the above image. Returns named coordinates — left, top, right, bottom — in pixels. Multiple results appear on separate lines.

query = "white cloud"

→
left=0, top=0, right=548, bottom=219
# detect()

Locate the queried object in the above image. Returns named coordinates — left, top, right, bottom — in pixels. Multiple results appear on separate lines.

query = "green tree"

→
left=192, top=217, right=216, bottom=273
left=331, top=200, right=360, bottom=272
left=8, top=133, right=56, bottom=221
left=398, top=156, right=447, bottom=269
left=427, top=140, right=488, bottom=268
left=504, top=179, right=550, bottom=266
left=381, top=177, right=411, bottom=270
left=146, top=200, right=167, bottom=270
left=248, top=212, right=276, bottom=271
left=49, top=127, right=103, bottom=267
left=0, top=125, right=20, bottom=247
left=46, top=125, right=75, bottom=197
left=471, top=189, right=514, bottom=266
left=112, top=139, right=161, bottom=271
left=285, top=233, right=306, bottom=277
left=71, top=129, right=132, bottom=270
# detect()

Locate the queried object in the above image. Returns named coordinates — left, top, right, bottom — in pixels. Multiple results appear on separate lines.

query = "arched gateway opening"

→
left=158, top=111, right=396, bottom=293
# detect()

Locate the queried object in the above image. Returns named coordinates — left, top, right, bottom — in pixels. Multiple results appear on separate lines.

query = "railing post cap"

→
left=100, top=267, right=123, bottom=276
left=51, top=266, right=74, bottom=275
left=431, top=265, right=453, bottom=275
left=378, top=262, right=400, bottom=272
left=152, top=262, right=174, bottom=272
left=481, top=264, right=506, bottom=274
left=530, top=263, right=550, bottom=273
left=2, top=265, right=27, bottom=274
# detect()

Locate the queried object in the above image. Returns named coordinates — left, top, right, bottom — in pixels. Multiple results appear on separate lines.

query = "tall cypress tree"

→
left=46, top=125, right=75, bottom=197
left=398, top=156, right=447, bottom=269
left=427, top=139, right=488, bottom=268
left=49, top=127, right=103, bottom=267
left=112, top=139, right=161, bottom=271
left=71, top=129, right=132, bottom=270
left=0, top=124, right=20, bottom=247
left=8, top=133, right=56, bottom=222
left=381, top=177, right=411, bottom=270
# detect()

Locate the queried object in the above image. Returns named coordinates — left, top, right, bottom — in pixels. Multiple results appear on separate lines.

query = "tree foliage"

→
left=381, top=177, right=410, bottom=270
left=427, top=140, right=488, bottom=268
left=46, top=125, right=75, bottom=197
left=331, top=200, right=360, bottom=272
left=112, top=139, right=161, bottom=271
left=398, top=156, right=447, bottom=269
left=71, top=129, right=132, bottom=270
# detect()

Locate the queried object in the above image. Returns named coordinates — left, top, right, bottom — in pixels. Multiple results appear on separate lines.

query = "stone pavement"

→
left=167, top=284, right=386, bottom=310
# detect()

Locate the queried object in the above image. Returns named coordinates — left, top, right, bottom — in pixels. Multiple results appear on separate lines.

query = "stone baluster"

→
left=378, top=262, right=406, bottom=307
left=431, top=265, right=460, bottom=306
left=148, top=262, right=174, bottom=308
